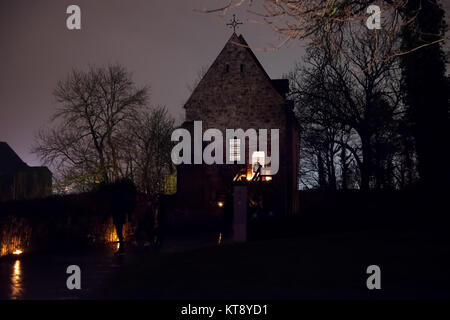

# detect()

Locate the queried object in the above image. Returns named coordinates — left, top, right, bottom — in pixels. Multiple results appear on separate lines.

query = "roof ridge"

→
left=183, top=33, right=286, bottom=109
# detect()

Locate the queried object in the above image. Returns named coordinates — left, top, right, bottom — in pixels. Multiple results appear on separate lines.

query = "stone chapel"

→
left=175, top=33, right=300, bottom=223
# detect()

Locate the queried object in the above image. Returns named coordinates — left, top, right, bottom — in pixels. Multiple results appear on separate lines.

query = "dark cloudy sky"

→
left=0, top=0, right=306, bottom=167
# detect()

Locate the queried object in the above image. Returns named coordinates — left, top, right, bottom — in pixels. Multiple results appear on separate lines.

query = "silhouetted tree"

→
left=33, top=65, right=175, bottom=193
left=33, top=64, right=147, bottom=187
left=400, top=0, right=450, bottom=190
left=208, top=1, right=401, bottom=38
left=207, top=1, right=446, bottom=58
left=122, top=106, right=175, bottom=194
left=290, top=22, right=405, bottom=190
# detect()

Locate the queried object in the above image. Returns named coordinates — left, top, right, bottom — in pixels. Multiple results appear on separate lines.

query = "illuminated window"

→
left=229, top=138, right=240, bottom=162
left=252, top=151, right=265, bottom=167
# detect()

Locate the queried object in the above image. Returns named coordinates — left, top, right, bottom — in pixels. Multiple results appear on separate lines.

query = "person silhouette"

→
left=252, top=161, right=262, bottom=181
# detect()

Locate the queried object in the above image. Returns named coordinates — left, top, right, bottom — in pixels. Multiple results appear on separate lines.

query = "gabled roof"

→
left=236, top=34, right=272, bottom=82
left=184, top=33, right=288, bottom=108
left=237, top=35, right=289, bottom=98
left=0, top=141, right=28, bottom=173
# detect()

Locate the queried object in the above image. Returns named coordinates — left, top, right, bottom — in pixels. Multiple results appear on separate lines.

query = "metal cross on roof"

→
left=226, top=14, right=243, bottom=33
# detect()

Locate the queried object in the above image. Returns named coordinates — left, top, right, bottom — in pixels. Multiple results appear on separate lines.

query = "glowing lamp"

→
left=13, top=249, right=23, bottom=255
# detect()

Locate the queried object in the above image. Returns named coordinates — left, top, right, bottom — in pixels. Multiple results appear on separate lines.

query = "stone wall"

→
left=185, top=34, right=287, bottom=136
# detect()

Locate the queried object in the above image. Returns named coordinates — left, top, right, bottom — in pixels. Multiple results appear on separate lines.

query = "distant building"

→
left=176, top=33, right=300, bottom=219
left=0, top=142, right=52, bottom=202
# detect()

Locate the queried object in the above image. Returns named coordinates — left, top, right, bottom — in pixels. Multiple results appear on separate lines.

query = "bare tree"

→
left=290, top=22, right=405, bottom=190
left=203, top=1, right=447, bottom=59
left=33, top=64, right=147, bottom=189
left=123, top=106, right=175, bottom=195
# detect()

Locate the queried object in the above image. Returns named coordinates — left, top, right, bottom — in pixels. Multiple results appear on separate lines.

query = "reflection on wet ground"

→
left=0, top=233, right=219, bottom=300
left=10, top=260, right=22, bottom=299
left=0, top=248, right=122, bottom=300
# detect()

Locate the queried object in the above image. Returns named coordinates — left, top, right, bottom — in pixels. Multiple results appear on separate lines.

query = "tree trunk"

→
left=341, top=147, right=348, bottom=190
left=360, top=133, right=372, bottom=191
left=317, top=152, right=326, bottom=190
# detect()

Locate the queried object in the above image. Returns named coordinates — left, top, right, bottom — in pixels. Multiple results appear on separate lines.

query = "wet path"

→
left=1, top=229, right=449, bottom=300
left=0, top=249, right=123, bottom=300
left=0, top=233, right=219, bottom=300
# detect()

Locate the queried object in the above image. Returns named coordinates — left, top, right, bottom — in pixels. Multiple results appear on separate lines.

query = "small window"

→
left=240, top=64, right=244, bottom=73
left=225, top=64, right=230, bottom=73
left=229, top=138, right=241, bottom=162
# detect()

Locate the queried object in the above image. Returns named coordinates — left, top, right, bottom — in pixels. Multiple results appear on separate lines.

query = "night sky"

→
left=0, top=0, right=306, bottom=167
